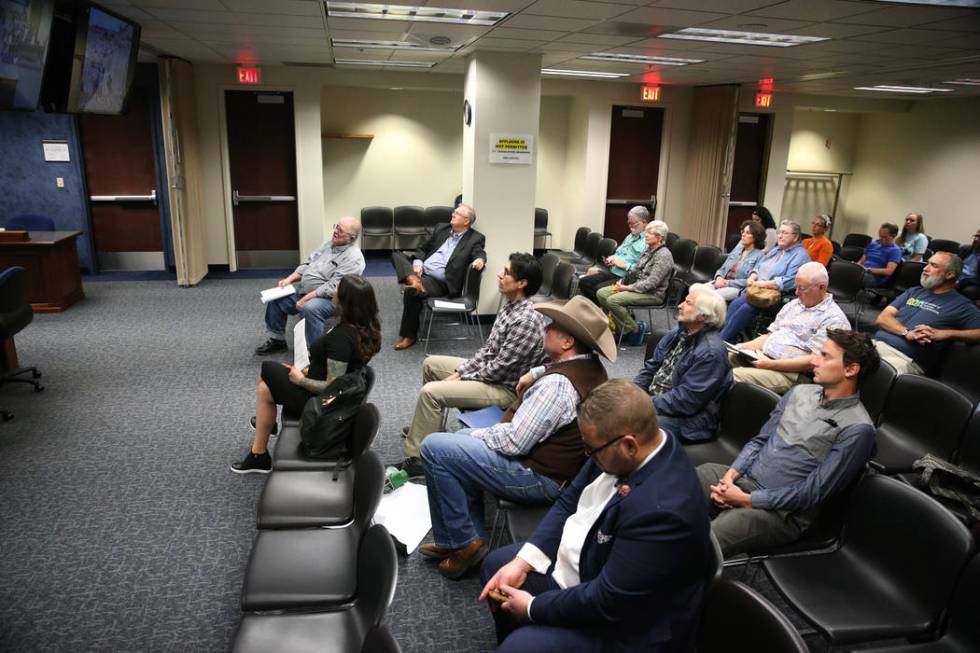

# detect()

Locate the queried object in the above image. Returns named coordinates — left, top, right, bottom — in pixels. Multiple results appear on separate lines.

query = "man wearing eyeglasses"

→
left=255, top=216, right=365, bottom=355
left=478, top=379, right=710, bottom=652
left=391, top=203, right=486, bottom=351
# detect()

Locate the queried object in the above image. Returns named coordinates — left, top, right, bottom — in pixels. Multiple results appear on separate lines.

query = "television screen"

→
left=0, top=0, right=56, bottom=111
left=67, top=2, right=140, bottom=114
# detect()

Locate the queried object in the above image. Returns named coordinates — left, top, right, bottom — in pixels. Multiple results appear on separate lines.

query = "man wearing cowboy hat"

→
left=419, top=295, right=616, bottom=580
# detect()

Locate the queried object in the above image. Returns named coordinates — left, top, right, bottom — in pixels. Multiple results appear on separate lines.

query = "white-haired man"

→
left=578, top=205, right=651, bottom=304
left=633, top=284, right=732, bottom=442
left=730, top=261, right=850, bottom=394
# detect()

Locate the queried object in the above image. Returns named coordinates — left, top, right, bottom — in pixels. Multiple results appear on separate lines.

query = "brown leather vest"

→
left=501, top=356, right=608, bottom=484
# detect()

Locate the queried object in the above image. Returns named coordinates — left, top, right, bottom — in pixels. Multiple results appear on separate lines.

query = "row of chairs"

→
left=232, top=372, right=402, bottom=652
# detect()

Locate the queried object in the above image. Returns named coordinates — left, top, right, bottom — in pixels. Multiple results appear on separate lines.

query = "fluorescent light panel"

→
left=541, top=68, right=630, bottom=79
left=660, top=28, right=829, bottom=47
left=579, top=53, right=704, bottom=66
left=332, top=38, right=454, bottom=53
left=334, top=58, right=434, bottom=68
left=874, top=0, right=980, bottom=7
left=325, top=2, right=508, bottom=26
left=853, top=84, right=954, bottom=93
left=944, top=79, right=980, bottom=86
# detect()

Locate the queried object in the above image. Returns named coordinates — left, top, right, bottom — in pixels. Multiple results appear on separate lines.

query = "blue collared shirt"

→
left=418, top=229, right=466, bottom=283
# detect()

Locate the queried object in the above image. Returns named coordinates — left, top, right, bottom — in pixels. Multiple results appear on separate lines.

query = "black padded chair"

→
left=685, top=245, right=724, bottom=285
left=576, top=232, right=602, bottom=267
left=873, top=374, right=973, bottom=474
left=423, top=206, right=453, bottom=237
left=550, top=262, right=575, bottom=301
left=938, top=342, right=980, bottom=405
left=533, top=208, right=551, bottom=250
left=595, top=237, right=617, bottom=261
left=832, top=240, right=842, bottom=256
left=643, top=328, right=669, bottom=361
left=843, top=233, right=872, bottom=249
left=839, top=245, right=864, bottom=262
left=392, top=205, right=426, bottom=251
left=6, top=214, right=55, bottom=231
left=0, top=266, right=44, bottom=420
left=359, top=206, right=393, bottom=250
left=665, top=232, right=680, bottom=249
left=631, top=269, right=686, bottom=336
left=669, top=238, right=698, bottom=275
left=242, top=452, right=385, bottom=611
left=275, top=399, right=379, bottom=472
left=683, top=383, right=779, bottom=468
left=698, top=579, right=808, bottom=653
left=422, top=265, right=484, bottom=354
left=556, top=226, right=590, bottom=263
left=956, top=409, right=980, bottom=476
left=763, top=474, right=974, bottom=647
left=280, top=367, right=374, bottom=429
left=233, top=524, right=397, bottom=652
left=858, top=359, right=896, bottom=426
left=529, top=253, right=560, bottom=303
left=488, top=498, right=551, bottom=548
left=724, top=233, right=740, bottom=253
left=827, top=259, right=866, bottom=323
left=257, top=447, right=384, bottom=529
left=929, top=239, right=960, bottom=254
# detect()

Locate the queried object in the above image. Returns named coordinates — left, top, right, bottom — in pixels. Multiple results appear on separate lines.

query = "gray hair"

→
left=646, top=220, right=669, bottom=241
left=798, top=261, right=829, bottom=286
left=814, top=214, right=831, bottom=228
left=935, top=252, right=964, bottom=278
left=627, top=206, right=651, bottom=223
left=457, top=203, right=476, bottom=224
left=688, top=283, right=728, bottom=329
left=339, top=216, right=361, bottom=239
left=780, top=220, right=802, bottom=241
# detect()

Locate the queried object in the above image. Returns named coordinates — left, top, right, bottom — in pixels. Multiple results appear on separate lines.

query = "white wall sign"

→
left=489, top=133, right=533, bottom=165
left=42, top=140, right=70, bottom=162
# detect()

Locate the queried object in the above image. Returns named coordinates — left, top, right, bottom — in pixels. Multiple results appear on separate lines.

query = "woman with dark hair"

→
left=897, top=212, right=928, bottom=262
left=231, top=274, right=382, bottom=474
left=713, top=220, right=766, bottom=301
left=752, top=206, right=778, bottom=252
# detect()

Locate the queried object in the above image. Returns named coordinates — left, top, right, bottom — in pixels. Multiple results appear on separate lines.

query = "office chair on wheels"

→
left=0, top=266, right=44, bottom=420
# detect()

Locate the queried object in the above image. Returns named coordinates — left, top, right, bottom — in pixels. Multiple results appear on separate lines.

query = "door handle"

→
left=90, top=189, right=157, bottom=205
left=233, top=190, right=297, bottom=206
left=606, top=198, right=656, bottom=205
left=728, top=201, right=757, bottom=207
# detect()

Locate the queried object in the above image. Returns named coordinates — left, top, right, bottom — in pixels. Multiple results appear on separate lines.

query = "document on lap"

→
left=260, top=284, right=295, bottom=303
left=433, top=299, right=467, bottom=310
left=724, top=342, right=760, bottom=360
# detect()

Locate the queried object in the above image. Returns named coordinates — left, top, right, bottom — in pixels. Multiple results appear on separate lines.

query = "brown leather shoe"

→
left=405, top=275, right=425, bottom=292
left=438, top=538, right=488, bottom=580
left=393, top=337, right=416, bottom=351
left=419, top=543, right=452, bottom=560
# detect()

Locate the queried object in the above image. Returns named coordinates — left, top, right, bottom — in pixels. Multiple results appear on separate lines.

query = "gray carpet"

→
left=0, top=274, right=819, bottom=651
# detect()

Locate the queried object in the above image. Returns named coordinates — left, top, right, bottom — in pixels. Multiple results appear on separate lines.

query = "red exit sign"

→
left=641, top=85, right=661, bottom=101
left=237, top=67, right=261, bottom=84
left=755, top=92, right=773, bottom=108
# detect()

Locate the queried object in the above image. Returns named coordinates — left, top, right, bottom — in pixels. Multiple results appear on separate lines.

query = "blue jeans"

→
left=720, top=295, right=760, bottom=343
left=264, top=292, right=336, bottom=346
left=421, top=429, right=562, bottom=550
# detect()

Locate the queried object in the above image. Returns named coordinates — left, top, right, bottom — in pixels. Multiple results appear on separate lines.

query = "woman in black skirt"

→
left=231, top=274, right=382, bottom=474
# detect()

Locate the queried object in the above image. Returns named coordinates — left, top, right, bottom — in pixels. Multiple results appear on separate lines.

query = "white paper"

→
left=433, top=299, right=467, bottom=310
left=42, top=141, right=70, bottom=162
left=293, top=318, right=309, bottom=370
left=725, top=342, right=760, bottom=360
left=374, top=482, right=432, bottom=554
left=489, top=133, right=533, bottom=165
left=260, top=284, right=295, bottom=304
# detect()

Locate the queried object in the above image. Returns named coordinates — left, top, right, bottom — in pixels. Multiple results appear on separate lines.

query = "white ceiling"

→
left=110, top=0, right=980, bottom=98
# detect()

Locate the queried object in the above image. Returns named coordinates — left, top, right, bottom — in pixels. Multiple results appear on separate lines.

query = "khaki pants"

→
left=403, top=355, right=517, bottom=457
left=874, top=340, right=924, bottom=376
left=596, top=286, right=665, bottom=332
left=729, top=352, right=801, bottom=395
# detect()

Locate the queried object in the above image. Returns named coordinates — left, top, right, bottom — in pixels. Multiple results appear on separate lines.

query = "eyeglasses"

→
left=583, top=434, right=626, bottom=457
left=333, top=224, right=354, bottom=237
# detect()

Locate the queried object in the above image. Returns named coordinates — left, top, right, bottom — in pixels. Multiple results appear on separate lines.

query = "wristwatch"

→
left=901, top=328, right=909, bottom=337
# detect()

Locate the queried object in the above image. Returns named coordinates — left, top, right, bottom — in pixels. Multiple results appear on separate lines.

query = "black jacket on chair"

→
left=414, top=224, right=487, bottom=296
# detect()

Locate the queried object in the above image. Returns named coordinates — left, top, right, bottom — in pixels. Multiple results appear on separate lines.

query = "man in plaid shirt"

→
left=397, top=252, right=546, bottom=478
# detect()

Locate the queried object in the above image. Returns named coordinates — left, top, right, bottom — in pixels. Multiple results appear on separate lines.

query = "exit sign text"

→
left=238, top=67, right=261, bottom=84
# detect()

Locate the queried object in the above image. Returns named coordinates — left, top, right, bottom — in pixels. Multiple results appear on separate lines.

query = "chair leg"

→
left=423, top=309, right=435, bottom=355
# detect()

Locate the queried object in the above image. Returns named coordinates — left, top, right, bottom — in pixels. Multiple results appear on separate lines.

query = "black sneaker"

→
left=249, top=416, right=279, bottom=436
left=395, top=456, right=425, bottom=480
left=230, top=451, right=272, bottom=474
left=400, top=426, right=409, bottom=439
left=255, top=338, right=287, bottom=355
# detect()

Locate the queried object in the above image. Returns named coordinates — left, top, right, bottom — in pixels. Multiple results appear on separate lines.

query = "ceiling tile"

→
left=219, top=0, right=322, bottom=16
left=610, top=7, right=729, bottom=28
left=489, top=27, right=563, bottom=41
left=836, top=5, right=971, bottom=28
left=554, top=33, right=643, bottom=46
left=786, top=23, right=892, bottom=39
left=471, top=37, right=544, bottom=50
left=144, top=8, right=237, bottom=23
left=633, top=0, right=782, bottom=13
left=695, top=15, right=815, bottom=32
left=854, top=28, right=973, bottom=44
left=129, top=0, right=227, bottom=9
left=423, top=0, right=533, bottom=12
left=500, top=14, right=597, bottom=32
left=539, top=42, right=599, bottom=53
left=745, top=0, right=879, bottom=23
left=916, top=15, right=980, bottom=33
left=522, top=0, right=634, bottom=20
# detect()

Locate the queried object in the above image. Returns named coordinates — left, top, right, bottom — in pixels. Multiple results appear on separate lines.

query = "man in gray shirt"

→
left=255, top=216, right=365, bottom=354
left=696, top=329, right=879, bottom=557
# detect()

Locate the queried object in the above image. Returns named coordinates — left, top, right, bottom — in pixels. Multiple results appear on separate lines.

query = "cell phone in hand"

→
left=488, top=589, right=511, bottom=603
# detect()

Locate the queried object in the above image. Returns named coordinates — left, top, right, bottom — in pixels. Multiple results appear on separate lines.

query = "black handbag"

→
left=299, top=368, right=368, bottom=460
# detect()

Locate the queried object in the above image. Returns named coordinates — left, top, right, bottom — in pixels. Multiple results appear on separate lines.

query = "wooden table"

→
left=0, top=231, right=85, bottom=312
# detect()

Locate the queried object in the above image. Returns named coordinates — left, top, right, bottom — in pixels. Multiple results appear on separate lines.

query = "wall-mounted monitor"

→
left=0, top=0, right=56, bottom=111
left=66, top=2, right=140, bottom=114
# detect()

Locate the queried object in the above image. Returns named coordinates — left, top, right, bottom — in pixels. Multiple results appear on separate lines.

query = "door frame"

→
left=217, top=85, right=302, bottom=272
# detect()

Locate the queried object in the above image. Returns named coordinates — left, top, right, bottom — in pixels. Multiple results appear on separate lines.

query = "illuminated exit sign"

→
left=641, top=86, right=661, bottom=101
left=755, top=92, right=773, bottom=108
left=237, top=67, right=261, bottom=84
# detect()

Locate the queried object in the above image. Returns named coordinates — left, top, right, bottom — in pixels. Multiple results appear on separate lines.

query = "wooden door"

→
left=225, top=90, right=298, bottom=268
left=725, top=113, right=771, bottom=239
left=80, top=90, right=164, bottom=270
left=603, top=106, right=663, bottom=243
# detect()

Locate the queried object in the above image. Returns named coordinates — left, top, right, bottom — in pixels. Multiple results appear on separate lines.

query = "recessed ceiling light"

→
left=579, top=53, right=704, bottom=66
left=332, top=38, right=455, bottom=52
left=325, top=2, right=508, bottom=26
left=853, top=84, right=954, bottom=93
left=541, top=68, right=630, bottom=79
left=334, top=58, right=435, bottom=68
left=873, top=0, right=980, bottom=7
left=944, top=79, right=980, bottom=86
left=659, top=27, right=829, bottom=47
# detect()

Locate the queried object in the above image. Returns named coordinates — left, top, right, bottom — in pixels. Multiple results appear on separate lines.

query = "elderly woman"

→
left=633, top=283, right=732, bottom=442
left=714, top=220, right=766, bottom=301
left=897, top=212, right=928, bottom=262
left=579, top=205, right=651, bottom=304
left=597, top=219, right=674, bottom=346
left=720, top=220, right=811, bottom=343
left=803, top=214, right=834, bottom=266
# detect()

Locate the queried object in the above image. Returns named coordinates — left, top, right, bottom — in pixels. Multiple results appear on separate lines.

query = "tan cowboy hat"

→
left=534, top=295, right=618, bottom=362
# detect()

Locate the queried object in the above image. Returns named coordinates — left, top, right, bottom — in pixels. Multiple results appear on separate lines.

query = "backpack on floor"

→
left=299, top=368, right=367, bottom=459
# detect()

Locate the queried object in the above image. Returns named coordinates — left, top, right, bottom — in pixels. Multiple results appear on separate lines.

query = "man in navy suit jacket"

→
left=480, top=379, right=711, bottom=652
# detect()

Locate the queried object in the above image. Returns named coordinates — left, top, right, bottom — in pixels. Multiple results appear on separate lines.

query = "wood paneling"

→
left=604, top=106, right=663, bottom=242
